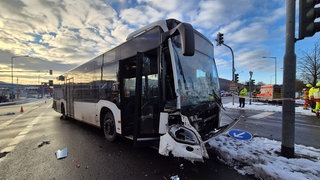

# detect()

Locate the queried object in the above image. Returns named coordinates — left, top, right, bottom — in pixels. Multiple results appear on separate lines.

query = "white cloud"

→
left=230, top=22, right=268, bottom=44
left=138, top=0, right=181, bottom=11
left=110, top=20, right=133, bottom=42
left=0, top=0, right=288, bottom=85
left=120, top=8, right=149, bottom=25
left=0, top=0, right=120, bottom=63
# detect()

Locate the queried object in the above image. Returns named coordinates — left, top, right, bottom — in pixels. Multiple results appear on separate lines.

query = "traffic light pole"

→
left=282, top=0, right=296, bottom=158
left=222, top=43, right=235, bottom=105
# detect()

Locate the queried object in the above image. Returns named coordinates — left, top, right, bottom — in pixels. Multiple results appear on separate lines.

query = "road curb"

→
left=0, top=102, right=16, bottom=106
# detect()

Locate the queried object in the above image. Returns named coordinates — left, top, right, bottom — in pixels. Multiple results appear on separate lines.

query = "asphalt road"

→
left=0, top=99, right=254, bottom=179
left=221, top=96, right=320, bottom=148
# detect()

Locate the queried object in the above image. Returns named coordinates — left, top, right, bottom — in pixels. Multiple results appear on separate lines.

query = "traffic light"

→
left=251, top=79, right=255, bottom=86
left=49, top=69, right=53, bottom=75
left=299, top=0, right=320, bottom=39
left=216, top=32, right=224, bottom=46
left=235, top=73, right=239, bottom=83
left=58, top=75, right=65, bottom=81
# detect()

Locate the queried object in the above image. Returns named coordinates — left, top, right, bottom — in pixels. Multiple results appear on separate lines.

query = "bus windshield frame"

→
left=171, top=33, right=220, bottom=107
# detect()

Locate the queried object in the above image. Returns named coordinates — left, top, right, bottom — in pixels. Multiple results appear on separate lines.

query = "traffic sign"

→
left=228, top=129, right=252, bottom=140
left=229, top=81, right=237, bottom=91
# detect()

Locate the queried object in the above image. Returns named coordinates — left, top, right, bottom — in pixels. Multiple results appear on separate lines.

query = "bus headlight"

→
left=168, top=125, right=200, bottom=145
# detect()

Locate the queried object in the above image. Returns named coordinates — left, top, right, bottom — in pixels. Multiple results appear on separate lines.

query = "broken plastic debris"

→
left=170, top=175, right=180, bottom=180
left=55, top=148, right=68, bottom=159
left=38, top=141, right=50, bottom=148
left=0, top=112, right=15, bottom=116
left=0, top=151, right=10, bottom=159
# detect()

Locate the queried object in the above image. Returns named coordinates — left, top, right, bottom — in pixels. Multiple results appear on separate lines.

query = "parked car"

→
left=0, top=95, right=9, bottom=103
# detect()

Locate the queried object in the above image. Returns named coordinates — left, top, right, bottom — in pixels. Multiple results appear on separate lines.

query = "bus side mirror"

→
left=162, top=23, right=195, bottom=56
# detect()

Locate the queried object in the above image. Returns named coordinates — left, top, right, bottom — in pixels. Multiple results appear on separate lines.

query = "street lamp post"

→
left=11, top=55, right=28, bottom=101
left=262, top=56, right=277, bottom=85
left=249, top=71, right=253, bottom=105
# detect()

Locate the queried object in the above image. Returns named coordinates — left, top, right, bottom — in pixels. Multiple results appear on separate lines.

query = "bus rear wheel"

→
left=103, top=112, right=117, bottom=142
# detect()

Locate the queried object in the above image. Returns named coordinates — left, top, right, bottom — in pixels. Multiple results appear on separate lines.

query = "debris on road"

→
left=0, top=112, right=15, bottom=116
left=37, top=141, right=50, bottom=148
left=55, top=147, right=68, bottom=159
left=0, top=151, right=10, bottom=158
left=170, top=175, right=180, bottom=180
left=179, top=163, right=184, bottom=170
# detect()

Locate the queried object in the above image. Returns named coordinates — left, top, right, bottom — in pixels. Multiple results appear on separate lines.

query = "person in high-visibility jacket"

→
left=304, top=84, right=312, bottom=110
left=309, top=84, right=315, bottom=112
left=238, top=85, right=247, bottom=108
left=313, top=82, right=320, bottom=116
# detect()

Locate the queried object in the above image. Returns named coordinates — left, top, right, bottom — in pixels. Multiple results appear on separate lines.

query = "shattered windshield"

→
left=172, top=33, right=219, bottom=107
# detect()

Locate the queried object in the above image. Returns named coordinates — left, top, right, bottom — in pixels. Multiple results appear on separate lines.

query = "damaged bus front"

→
left=157, top=20, right=237, bottom=162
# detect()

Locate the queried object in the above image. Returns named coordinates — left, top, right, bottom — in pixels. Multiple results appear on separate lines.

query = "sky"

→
left=0, top=0, right=319, bottom=85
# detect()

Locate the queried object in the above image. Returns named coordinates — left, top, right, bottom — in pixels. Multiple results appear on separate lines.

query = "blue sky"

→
left=0, top=0, right=319, bottom=85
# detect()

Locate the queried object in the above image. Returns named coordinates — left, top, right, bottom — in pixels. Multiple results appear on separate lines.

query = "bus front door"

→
left=134, top=52, right=160, bottom=145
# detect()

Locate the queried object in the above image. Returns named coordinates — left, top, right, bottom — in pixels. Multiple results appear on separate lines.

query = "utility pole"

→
left=249, top=71, right=253, bottom=105
left=11, top=55, right=28, bottom=101
left=282, top=0, right=296, bottom=158
left=223, top=44, right=235, bottom=105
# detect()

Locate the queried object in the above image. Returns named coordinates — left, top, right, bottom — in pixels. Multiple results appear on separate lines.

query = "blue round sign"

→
left=228, top=129, right=252, bottom=140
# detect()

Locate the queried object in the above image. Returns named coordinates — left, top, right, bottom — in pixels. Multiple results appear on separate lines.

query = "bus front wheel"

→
left=103, top=112, right=117, bottom=142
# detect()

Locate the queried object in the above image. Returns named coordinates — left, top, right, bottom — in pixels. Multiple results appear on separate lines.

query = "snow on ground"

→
left=209, top=135, right=320, bottom=180
left=223, top=100, right=315, bottom=116
left=208, top=100, right=320, bottom=179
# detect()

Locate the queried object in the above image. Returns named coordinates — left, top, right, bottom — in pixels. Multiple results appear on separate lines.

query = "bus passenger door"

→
left=66, top=78, right=74, bottom=118
left=134, top=52, right=160, bottom=145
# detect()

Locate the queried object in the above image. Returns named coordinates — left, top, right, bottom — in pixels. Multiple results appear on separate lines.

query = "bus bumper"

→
left=158, top=112, right=241, bottom=162
left=159, top=125, right=209, bottom=162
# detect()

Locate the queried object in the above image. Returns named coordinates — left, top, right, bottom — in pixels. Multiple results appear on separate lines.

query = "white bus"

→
left=53, top=19, right=238, bottom=162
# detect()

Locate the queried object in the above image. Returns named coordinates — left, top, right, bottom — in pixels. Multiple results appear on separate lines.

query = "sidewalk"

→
left=0, top=98, right=41, bottom=106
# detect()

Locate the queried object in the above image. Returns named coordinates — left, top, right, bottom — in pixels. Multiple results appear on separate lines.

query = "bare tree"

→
left=297, top=39, right=320, bottom=86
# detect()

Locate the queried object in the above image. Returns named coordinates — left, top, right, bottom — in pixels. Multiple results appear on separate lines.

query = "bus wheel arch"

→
left=100, top=108, right=117, bottom=142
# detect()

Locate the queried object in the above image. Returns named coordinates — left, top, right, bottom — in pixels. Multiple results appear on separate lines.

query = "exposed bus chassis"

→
left=159, top=109, right=240, bottom=162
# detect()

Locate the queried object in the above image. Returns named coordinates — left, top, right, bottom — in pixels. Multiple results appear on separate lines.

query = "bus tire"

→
left=103, top=112, right=117, bottom=142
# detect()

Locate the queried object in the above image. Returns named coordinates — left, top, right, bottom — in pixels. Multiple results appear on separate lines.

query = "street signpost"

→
left=228, top=129, right=252, bottom=140
left=229, top=81, right=238, bottom=105
left=229, top=81, right=238, bottom=91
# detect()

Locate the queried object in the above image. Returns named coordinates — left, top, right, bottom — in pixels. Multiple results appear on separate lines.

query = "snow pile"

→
left=223, top=101, right=315, bottom=116
left=209, top=135, right=320, bottom=180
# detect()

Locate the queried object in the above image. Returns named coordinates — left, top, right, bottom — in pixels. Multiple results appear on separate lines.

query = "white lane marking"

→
left=248, top=112, right=275, bottom=119
left=46, top=103, right=52, bottom=109
left=0, top=106, right=39, bottom=130
left=0, top=114, right=24, bottom=130
left=0, top=112, right=44, bottom=162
